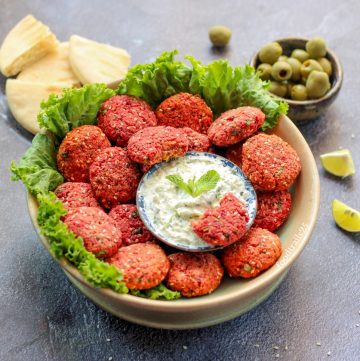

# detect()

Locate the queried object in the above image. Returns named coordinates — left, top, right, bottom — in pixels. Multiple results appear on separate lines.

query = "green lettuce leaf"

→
left=117, top=51, right=288, bottom=130
left=130, top=283, right=181, bottom=300
left=37, top=192, right=129, bottom=294
left=10, top=134, right=63, bottom=195
left=117, top=50, right=192, bottom=109
left=38, top=83, right=115, bottom=138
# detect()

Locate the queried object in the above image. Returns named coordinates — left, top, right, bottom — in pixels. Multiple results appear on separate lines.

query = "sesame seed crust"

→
left=89, top=147, right=141, bottom=209
left=221, top=227, right=282, bottom=278
left=155, top=92, right=213, bottom=134
left=241, top=133, right=301, bottom=191
left=107, top=243, right=170, bottom=290
left=166, top=252, right=224, bottom=298
left=98, top=95, right=157, bottom=147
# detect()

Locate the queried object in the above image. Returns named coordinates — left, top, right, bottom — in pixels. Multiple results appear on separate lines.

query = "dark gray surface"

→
left=0, top=0, right=359, bottom=360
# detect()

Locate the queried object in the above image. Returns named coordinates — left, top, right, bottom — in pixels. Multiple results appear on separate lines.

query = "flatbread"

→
left=0, top=15, right=57, bottom=77
left=6, top=79, right=66, bottom=134
left=17, top=42, right=80, bottom=87
left=69, top=35, right=130, bottom=85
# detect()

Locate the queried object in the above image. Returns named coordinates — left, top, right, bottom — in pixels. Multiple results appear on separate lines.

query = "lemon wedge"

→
left=320, top=149, right=355, bottom=177
left=332, top=199, right=360, bottom=232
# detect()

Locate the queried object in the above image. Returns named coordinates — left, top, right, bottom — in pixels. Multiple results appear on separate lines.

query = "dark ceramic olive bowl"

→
left=250, top=37, right=343, bottom=124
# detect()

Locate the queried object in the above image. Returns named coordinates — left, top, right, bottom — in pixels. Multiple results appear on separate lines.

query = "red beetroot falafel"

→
left=109, top=204, right=153, bottom=246
left=253, top=190, right=292, bottom=231
left=182, top=127, right=211, bottom=152
left=54, top=182, right=100, bottom=211
left=208, top=107, right=265, bottom=147
left=192, top=193, right=249, bottom=247
left=155, top=93, right=213, bottom=134
left=242, top=133, right=301, bottom=191
left=166, top=252, right=224, bottom=298
left=107, top=243, right=169, bottom=290
left=57, top=125, right=111, bottom=182
left=64, top=206, right=122, bottom=258
left=221, top=227, right=282, bottom=278
left=98, top=95, right=157, bottom=147
left=127, top=126, right=188, bottom=167
left=225, top=142, right=243, bottom=168
left=89, top=147, right=141, bottom=209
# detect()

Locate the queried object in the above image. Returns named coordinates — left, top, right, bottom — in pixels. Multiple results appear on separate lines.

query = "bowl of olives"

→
left=250, top=37, right=343, bottom=124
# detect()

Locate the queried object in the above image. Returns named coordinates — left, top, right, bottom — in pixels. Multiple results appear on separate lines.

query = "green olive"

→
left=291, top=49, right=310, bottom=63
left=257, top=63, right=272, bottom=80
left=306, top=71, right=331, bottom=99
left=291, top=84, right=308, bottom=101
left=269, top=81, right=287, bottom=97
left=306, top=37, right=327, bottom=58
left=209, top=25, right=232, bottom=47
left=285, top=81, right=294, bottom=98
left=278, top=55, right=288, bottom=62
left=287, top=57, right=302, bottom=81
left=259, top=42, right=283, bottom=65
left=300, top=59, right=323, bottom=80
left=271, top=61, right=292, bottom=81
left=317, top=57, right=332, bottom=76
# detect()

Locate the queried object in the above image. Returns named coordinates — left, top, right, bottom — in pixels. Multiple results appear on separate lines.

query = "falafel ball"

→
left=242, top=133, right=301, bottom=191
left=127, top=126, right=188, bottom=167
left=225, top=142, right=243, bottom=167
left=109, top=204, right=154, bottom=246
left=192, top=193, right=249, bottom=247
left=89, top=147, right=141, bottom=209
left=182, top=127, right=211, bottom=152
left=166, top=253, right=224, bottom=298
left=57, top=125, right=111, bottom=182
left=54, top=182, right=100, bottom=211
left=155, top=93, right=213, bottom=134
left=208, top=107, right=265, bottom=147
left=107, top=243, right=170, bottom=290
left=221, top=227, right=282, bottom=278
left=64, top=207, right=122, bottom=258
left=98, top=95, right=157, bottom=147
left=253, top=190, right=292, bottom=231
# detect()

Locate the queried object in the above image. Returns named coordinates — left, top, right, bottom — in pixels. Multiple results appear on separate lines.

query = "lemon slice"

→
left=332, top=199, right=360, bottom=232
left=320, top=149, right=355, bottom=177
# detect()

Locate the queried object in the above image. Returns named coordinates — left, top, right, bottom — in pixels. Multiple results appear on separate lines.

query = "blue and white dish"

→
left=136, top=152, right=257, bottom=252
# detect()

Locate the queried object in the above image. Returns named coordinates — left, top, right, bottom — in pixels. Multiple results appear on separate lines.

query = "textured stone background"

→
left=0, top=1, right=359, bottom=360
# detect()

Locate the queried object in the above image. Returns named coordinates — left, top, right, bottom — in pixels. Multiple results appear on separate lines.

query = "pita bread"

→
left=0, top=15, right=57, bottom=77
left=6, top=79, right=66, bottom=134
left=17, top=42, right=80, bottom=87
left=69, top=35, right=130, bottom=85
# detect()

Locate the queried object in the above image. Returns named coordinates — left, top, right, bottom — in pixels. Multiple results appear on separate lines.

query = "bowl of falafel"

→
left=13, top=51, right=320, bottom=329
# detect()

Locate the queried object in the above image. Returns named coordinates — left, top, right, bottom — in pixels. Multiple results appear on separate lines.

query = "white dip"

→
left=140, top=154, right=249, bottom=248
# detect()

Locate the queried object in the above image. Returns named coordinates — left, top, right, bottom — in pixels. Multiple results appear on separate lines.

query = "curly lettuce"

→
left=38, top=83, right=114, bottom=138
left=118, top=50, right=288, bottom=130
left=10, top=134, right=63, bottom=195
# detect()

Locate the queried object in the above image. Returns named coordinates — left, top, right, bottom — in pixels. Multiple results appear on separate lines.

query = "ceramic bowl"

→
left=249, top=37, right=343, bottom=124
left=27, top=114, right=320, bottom=330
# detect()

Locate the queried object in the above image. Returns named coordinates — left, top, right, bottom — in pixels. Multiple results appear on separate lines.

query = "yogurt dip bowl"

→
left=27, top=114, right=320, bottom=329
left=136, top=152, right=257, bottom=252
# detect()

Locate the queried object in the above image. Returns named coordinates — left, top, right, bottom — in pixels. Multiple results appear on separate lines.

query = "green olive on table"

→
left=259, top=42, right=282, bottom=64
left=291, top=84, right=308, bottom=100
left=271, top=61, right=292, bottom=81
left=317, top=57, right=332, bottom=76
left=306, top=37, right=327, bottom=58
left=278, top=55, right=288, bottom=62
left=306, top=70, right=330, bottom=99
left=257, top=63, right=272, bottom=80
left=269, top=81, right=287, bottom=97
left=300, top=59, right=323, bottom=80
left=285, top=81, right=294, bottom=97
left=287, top=57, right=302, bottom=82
left=208, top=25, right=232, bottom=47
left=291, top=49, right=309, bottom=63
